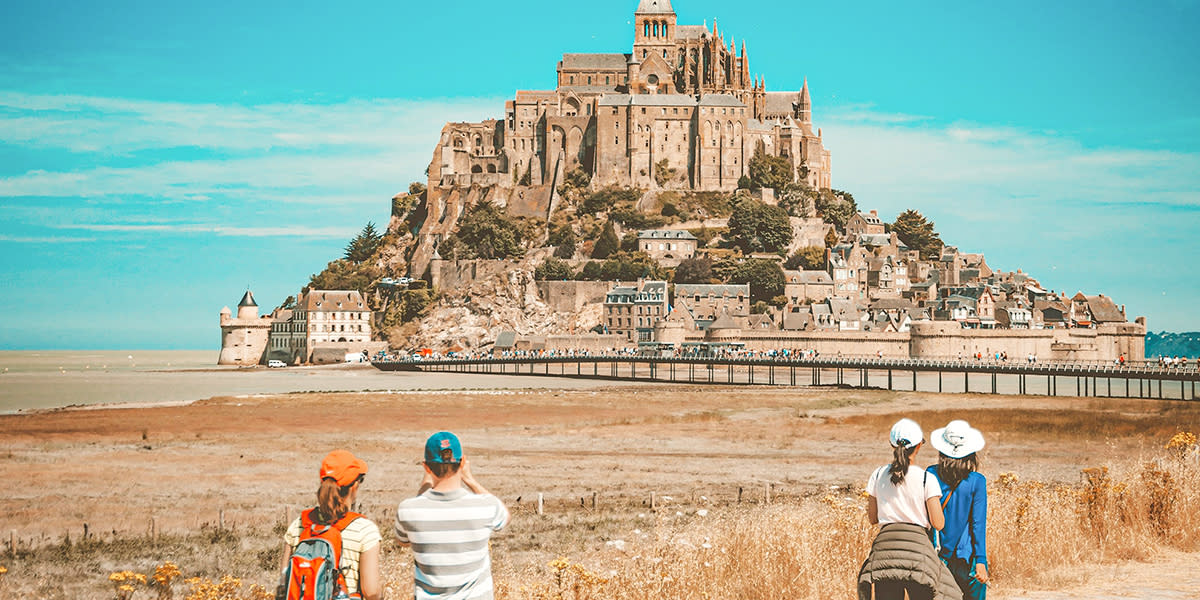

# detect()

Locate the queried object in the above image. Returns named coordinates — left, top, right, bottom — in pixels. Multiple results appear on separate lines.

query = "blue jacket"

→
left=926, top=466, right=988, bottom=566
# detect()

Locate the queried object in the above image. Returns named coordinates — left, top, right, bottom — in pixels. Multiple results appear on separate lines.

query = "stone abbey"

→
left=429, top=0, right=830, bottom=193
left=415, top=0, right=832, bottom=274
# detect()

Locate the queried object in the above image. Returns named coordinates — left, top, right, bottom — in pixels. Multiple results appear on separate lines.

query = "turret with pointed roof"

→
left=237, top=290, right=259, bottom=319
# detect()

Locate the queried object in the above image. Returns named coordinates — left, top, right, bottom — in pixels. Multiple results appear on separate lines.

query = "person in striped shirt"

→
left=394, top=431, right=509, bottom=600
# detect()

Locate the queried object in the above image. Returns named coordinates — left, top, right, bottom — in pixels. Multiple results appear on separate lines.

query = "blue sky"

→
left=1, top=0, right=1198, bottom=350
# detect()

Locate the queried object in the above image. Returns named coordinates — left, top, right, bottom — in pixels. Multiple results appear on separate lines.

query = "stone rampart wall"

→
left=536, top=280, right=614, bottom=313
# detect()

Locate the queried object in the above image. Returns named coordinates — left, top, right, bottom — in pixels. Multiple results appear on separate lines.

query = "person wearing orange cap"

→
left=279, top=450, right=382, bottom=600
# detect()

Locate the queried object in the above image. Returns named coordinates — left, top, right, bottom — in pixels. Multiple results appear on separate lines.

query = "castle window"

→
left=606, top=76, right=610, bottom=85
left=644, top=22, right=650, bottom=37
left=569, top=75, right=574, bottom=84
left=587, top=76, right=592, bottom=84
left=615, top=136, right=619, bottom=145
left=653, top=22, right=658, bottom=37
left=663, top=49, right=668, bottom=58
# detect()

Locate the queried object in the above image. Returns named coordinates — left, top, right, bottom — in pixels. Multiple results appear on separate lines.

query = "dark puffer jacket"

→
left=857, top=523, right=963, bottom=600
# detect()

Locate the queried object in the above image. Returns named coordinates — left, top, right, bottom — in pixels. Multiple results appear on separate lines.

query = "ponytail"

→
left=889, top=443, right=915, bottom=485
left=315, top=477, right=353, bottom=524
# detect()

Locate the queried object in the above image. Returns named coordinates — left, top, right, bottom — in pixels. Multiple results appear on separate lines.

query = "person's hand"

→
left=974, top=563, right=989, bottom=584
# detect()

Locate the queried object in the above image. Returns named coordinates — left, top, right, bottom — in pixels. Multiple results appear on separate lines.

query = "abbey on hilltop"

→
left=413, top=0, right=832, bottom=275
left=430, top=0, right=830, bottom=193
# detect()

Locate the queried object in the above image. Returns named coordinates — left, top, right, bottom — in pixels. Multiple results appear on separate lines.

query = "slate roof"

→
left=494, top=331, right=517, bottom=349
left=636, top=0, right=674, bottom=13
left=784, top=270, right=833, bottom=285
left=859, top=233, right=892, bottom=247
left=870, top=298, right=916, bottom=311
left=709, top=310, right=740, bottom=330
left=639, top=229, right=698, bottom=240
left=239, top=291, right=257, bottom=308
left=561, top=53, right=630, bottom=70
left=676, top=25, right=710, bottom=40
left=302, top=290, right=366, bottom=311
left=745, top=314, right=777, bottom=330
left=1085, top=295, right=1126, bottom=323
left=598, top=94, right=700, bottom=107
left=676, top=283, right=749, bottom=299
left=698, top=94, right=746, bottom=107
left=763, top=92, right=801, bottom=115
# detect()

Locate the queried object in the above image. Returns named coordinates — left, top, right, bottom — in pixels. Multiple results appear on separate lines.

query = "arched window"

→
left=644, top=22, right=650, bottom=37
left=653, top=22, right=658, bottom=37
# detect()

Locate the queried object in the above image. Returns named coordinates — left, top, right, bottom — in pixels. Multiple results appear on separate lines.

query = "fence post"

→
left=537, top=493, right=544, bottom=516
left=650, top=492, right=656, bottom=511
left=737, top=487, right=743, bottom=504
left=592, top=491, right=598, bottom=510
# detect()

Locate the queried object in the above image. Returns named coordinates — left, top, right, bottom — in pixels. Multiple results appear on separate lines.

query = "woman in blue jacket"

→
left=927, top=420, right=989, bottom=600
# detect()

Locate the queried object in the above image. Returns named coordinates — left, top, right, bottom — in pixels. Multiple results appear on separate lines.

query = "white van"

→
left=268, top=359, right=287, bottom=368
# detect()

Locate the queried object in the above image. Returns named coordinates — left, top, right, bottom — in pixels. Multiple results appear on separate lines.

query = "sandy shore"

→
left=1, top=384, right=1197, bottom=598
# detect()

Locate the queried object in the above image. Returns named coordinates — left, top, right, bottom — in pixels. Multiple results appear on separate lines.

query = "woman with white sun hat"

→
left=858, top=418, right=961, bottom=600
left=927, top=420, right=989, bottom=600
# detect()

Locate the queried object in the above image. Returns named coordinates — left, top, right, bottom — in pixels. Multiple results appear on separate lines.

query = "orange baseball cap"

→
left=320, top=450, right=367, bottom=487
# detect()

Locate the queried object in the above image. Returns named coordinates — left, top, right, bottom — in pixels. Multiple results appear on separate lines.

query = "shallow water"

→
left=0, top=350, right=626, bottom=413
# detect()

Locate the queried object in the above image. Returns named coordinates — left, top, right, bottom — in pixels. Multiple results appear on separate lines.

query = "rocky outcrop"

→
left=404, top=259, right=602, bottom=351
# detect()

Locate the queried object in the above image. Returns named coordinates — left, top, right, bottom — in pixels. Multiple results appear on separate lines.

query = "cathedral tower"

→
left=634, top=0, right=677, bottom=63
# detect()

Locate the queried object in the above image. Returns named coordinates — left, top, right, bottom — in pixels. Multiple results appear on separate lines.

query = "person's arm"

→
left=972, top=476, right=990, bottom=583
left=867, top=495, right=879, bottom=525
left=417, top=469, right=434, bottom=496
left=925, top=495, right=945, bottom=531
left=358, top=544, right=383, bottom=600
left=460, top=459, right=492, bottom=496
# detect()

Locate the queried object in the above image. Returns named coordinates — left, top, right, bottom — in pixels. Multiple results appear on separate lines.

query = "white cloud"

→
left=52, top=222, right=354, bottom=238
left=0, top=234, right=97, bottom=243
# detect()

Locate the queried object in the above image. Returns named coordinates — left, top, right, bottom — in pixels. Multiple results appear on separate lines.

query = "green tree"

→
left=565, top=168, right=591, bottom=190
left=777, top=182, right=815, bottom=218
left=824, top=228, right=840, bottom=249
left=673, top=256, right=714, bottom=284
left=727, top=198, right=793, bottom=254
left=730, top=258, right=786, bottom=304
left=891, top=209, right=944, bottom=260
left=654, top=159, right=678, bottom=187
left=308, top=259, right=382, bottom=297
left=549, top=223, right=577, bottom=259
left=785, top=246, right=826, bottom=271
left=534, top=257, right=575, bottom=280
left=592, top=220, right=620, bottom=259
left=448, top=201, right=525, bottom=259
left=595, top=252, right=663, bottom=281
left=620, top=231, right=640, bottom=253
left=814, top=188, right=858, bottom=231
left=344, top=222, right=383, bottom=263
left=408, top=181, right=426, bottom=196
left=581, top=187, right=640, bottom=215
left=747, top=150, right=793, bottom=191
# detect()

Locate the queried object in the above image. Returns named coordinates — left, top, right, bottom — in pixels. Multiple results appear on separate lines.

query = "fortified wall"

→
left=908, top=321, right=1145, bottom=362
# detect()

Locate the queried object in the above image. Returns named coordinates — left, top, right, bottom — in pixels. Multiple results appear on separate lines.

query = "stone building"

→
left=218, top=291, right=272, bottom=366
left=846, top=210, right=886, bottom=237
left=411, top=0, right=832, bottom=277
left=266, top=290, right=386, bottom=364
left=674, top=283, right=750, bottom=327
left=783, top=270, right=834, bottom=304
left=604, top=280, right=669, bottom=342
left=637, top=229, right=698, bottom=265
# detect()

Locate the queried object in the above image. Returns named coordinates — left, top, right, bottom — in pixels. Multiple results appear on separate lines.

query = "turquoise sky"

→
left=1, top=0, right=1198, bottom=349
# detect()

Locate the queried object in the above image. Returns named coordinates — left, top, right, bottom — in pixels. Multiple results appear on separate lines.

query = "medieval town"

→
left=220, top=0, right=1145, bottom=367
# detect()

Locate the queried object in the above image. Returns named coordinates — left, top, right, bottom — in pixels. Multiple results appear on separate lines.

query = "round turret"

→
left=237, top=290, right=259, bottom=320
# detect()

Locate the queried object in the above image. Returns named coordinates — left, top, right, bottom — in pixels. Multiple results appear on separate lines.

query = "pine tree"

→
left=592, top=220, right=620, bottom=259
left=344, top=222, right=383, bottom=263
left=891, top=209, right=943, bottom=260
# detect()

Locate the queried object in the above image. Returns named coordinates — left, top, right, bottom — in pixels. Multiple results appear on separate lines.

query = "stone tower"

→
left=218, top=290, right=271, bottom=366
left=634, top=0, right=677, bottom=62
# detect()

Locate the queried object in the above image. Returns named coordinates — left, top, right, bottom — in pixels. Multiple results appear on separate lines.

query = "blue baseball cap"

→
left=424, top=431, right=463, bottom=464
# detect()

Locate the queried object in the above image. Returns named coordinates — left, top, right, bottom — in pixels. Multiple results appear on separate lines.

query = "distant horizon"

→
left=2, top=0, right=1197, bottom=348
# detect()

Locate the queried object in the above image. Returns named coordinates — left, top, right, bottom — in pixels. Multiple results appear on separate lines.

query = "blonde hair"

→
left=315, top=476, right=359, bottom=524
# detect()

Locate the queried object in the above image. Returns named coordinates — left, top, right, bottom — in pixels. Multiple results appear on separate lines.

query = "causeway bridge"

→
left=373, top=356, right=1200, bottom=401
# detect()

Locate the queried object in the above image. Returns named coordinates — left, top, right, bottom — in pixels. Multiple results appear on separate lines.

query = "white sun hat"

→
left=931, top=420, right=986, bottom=458
left=889, top=418, right=924, bottom=448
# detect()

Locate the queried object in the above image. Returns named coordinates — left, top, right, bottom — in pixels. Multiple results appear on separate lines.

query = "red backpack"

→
left=280, top=508, right=362, bottom=600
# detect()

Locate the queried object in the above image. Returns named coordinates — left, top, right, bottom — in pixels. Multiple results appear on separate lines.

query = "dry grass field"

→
left=1, top=385, right=1198, bottom=599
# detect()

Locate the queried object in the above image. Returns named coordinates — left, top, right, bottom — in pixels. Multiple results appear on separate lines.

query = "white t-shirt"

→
left=867, top=464, right=942, bottom=527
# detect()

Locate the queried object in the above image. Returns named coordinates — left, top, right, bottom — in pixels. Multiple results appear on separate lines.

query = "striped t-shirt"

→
left=394, top=488, right=510, bottom=600
left=284, top=514, right=382, bottom=596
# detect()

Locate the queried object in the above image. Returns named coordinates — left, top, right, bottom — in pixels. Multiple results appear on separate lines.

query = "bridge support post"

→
left=791, top=365, right=796, bottom=386
left=938, top=371, right=943, bottom=393
left=888, top=370, right=893, bottom=390
left=991, top=373, right=997, bottom=394
left=912, top=370, right=917, bottom=392
left=964, top=371, right=969, bottom=394
left=728, top=363, right=734, bottom=384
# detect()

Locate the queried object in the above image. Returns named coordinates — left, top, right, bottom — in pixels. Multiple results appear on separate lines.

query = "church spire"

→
left=799, top=77, right=812, bottom=124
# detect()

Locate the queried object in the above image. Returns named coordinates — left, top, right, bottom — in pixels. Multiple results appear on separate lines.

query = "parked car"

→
left=268, top=359, right=287, bottom=368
